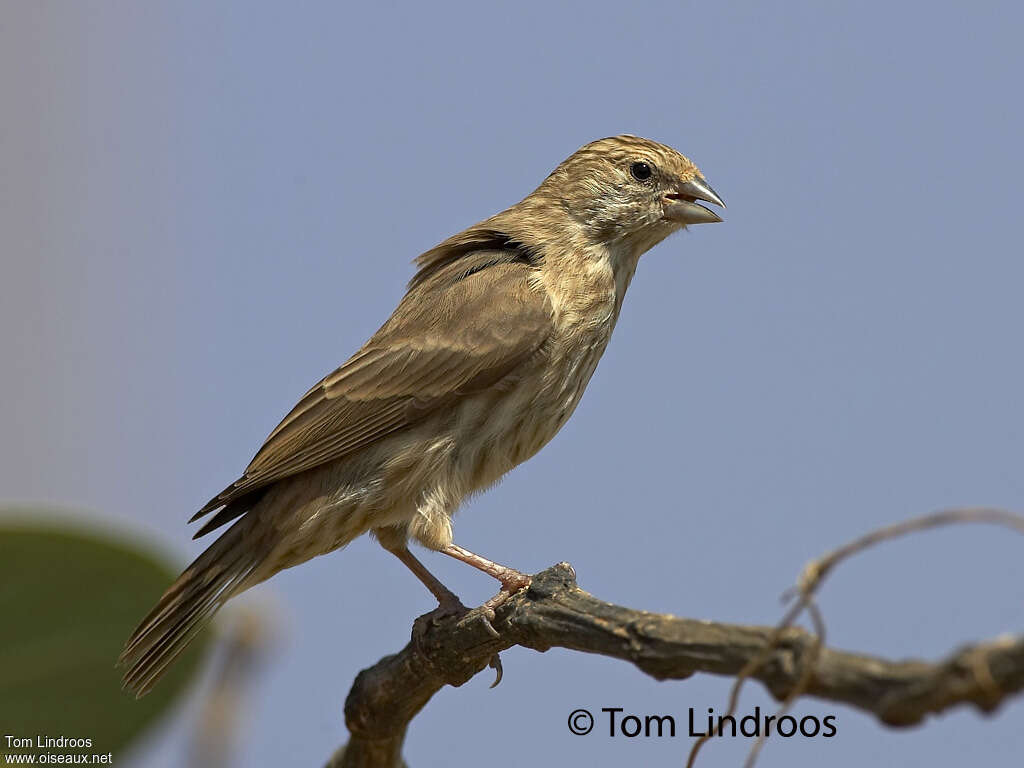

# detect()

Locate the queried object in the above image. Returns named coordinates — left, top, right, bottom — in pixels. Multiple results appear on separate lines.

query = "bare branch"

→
left=329, top=559, right=1024, bottom=768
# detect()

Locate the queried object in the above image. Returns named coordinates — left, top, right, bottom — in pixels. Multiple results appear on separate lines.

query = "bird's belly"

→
left=457, top=331, right=611, bottom=494
left=277, top=321, right=615, bottom=554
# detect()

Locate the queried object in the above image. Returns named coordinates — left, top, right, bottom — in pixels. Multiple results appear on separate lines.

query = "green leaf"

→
left=0, top=513, right=208, bottom=760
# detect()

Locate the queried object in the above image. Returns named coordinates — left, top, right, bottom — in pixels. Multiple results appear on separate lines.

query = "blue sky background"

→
left=3, top=2, right=1023, bottom=766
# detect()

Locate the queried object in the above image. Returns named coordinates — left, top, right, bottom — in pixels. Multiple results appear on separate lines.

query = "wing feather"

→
left=191, top=254, right=550, bottom=530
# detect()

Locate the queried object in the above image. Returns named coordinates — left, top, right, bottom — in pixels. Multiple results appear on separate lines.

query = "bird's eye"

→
left=629, top=161, right=653, bottom=181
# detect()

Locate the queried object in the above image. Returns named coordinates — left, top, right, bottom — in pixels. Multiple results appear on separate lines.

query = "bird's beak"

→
left=663, top=176, right=725, bottom=225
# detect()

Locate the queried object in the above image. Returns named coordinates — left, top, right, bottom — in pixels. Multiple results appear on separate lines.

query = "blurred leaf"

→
left=0, top=512, right=208, bottom=758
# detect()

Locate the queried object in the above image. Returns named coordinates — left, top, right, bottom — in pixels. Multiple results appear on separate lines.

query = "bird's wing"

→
left=191, top=254, right=551, bottom=531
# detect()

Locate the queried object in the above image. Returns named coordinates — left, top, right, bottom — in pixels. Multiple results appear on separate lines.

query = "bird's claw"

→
left=488, top=653, right=503, bottom=687
left=476, top=606, right=499, bottom=638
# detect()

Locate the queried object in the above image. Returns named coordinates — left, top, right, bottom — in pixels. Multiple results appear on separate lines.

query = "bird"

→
left=119, top=134, right=724, bottom=696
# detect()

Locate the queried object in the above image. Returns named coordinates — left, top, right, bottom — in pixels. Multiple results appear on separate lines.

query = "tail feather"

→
left=192, top=495, right=258, bottom=539
left=119, top=518, right=262, bottom=697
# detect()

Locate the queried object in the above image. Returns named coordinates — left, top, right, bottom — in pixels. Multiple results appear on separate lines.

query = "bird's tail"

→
left=118, top=517, right=264, bottom=697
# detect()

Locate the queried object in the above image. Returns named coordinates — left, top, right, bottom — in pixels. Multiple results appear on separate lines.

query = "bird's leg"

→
left=388, top=542, right=513, bottom=683
left=441, top=543, right=532, bottom=611
left=388, top=543, right=502, bottom=648
left=386, top=545, right=467, bottom=616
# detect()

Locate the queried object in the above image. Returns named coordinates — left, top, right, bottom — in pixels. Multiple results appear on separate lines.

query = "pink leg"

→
left=440, top=543, right=532, bottom=610
left=386, top=545, right=467, bottom=614
left=389, top=541, right=524, bottom=684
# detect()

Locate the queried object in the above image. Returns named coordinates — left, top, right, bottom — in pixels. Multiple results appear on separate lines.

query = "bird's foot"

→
left=414, top=592, right=461, bottom=632
left=431, top=592, right=471, bottom=620
left=426, top=592, right=502, bottom=641
left=474, top=572, right=531, bottom=688
left=481, top=569, right=532, bottom=613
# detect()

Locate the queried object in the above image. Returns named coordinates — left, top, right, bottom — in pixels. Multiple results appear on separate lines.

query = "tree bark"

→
left=326, top=562, right=1024, bottom=768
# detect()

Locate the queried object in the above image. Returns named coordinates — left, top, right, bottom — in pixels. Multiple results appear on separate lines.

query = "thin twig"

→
left=687, top=507, right=1024, bottom=768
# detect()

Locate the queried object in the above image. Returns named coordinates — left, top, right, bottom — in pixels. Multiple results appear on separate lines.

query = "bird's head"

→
left=533, top=135, right=724, bottom=253
left=410, top=135, right=723, bottom=290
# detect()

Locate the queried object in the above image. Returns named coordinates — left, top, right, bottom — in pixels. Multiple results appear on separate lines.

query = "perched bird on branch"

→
left=120, top=135, right=724, bottom=695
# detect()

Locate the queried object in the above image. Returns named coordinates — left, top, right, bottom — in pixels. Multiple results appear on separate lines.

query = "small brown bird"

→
left=120, top=135, right=724, bottom=695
